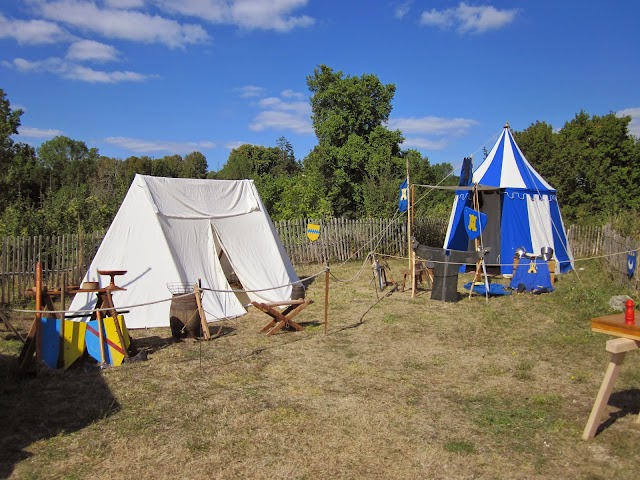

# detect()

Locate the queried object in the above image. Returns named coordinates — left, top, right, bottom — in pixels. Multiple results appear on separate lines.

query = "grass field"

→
left=1, top=258, right=640, bottom=479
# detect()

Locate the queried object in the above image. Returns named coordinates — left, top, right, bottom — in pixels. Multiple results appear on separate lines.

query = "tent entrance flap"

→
left=477, top=191, right=502, bottom=267
left=211, top=223, right=250, bottom=307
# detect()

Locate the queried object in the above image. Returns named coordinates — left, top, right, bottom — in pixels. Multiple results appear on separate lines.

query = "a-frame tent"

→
left=443, top=125, right=574, bottom=275
left=70, top=174, right=300, bottom=329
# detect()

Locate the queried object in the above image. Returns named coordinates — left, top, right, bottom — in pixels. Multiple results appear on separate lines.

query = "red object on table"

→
left=625, top=299, right=635, bottom=325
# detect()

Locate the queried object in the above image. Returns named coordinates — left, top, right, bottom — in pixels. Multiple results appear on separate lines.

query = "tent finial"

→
left=504, top=121, right=510, bottom=129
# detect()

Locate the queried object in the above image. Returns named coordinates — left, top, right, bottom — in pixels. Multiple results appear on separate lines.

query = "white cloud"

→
left=104, top=0, right=145, bottom=8
left=224, top=140, right=254, bottom=150
left=5, top=57, right=153, bottom=83
left=420, top=2, right=519, bottom=34
left=389, top=115, right=478, bottom=152
left=104, top=136, right=216, bottom=154
left=155, top=0, right=315, bottom=32
left=238, top=85, right=266, bottom=98
left=280, top=89, right=306, bottom=100
left=395, top=1, right=413, bottom=19
left=32, top=0, right=210, bottom=48
left=388, top=116, right=478, bottom=135
left=400, top=137, right=448, bottom=150
left=66, top=39, right=120, bottom=62
left=18, top=126, right=64, bottom=138
left=66, top=64, right=149, bottom=82
left=0, top=13, right=69, bottom=44
left=617, top=107, right=640, bottom=138
left=249, top=92, right=313, bottom=134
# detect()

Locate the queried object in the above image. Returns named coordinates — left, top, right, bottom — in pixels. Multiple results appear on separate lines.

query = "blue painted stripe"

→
left=479, top=130, right=506, bottom=186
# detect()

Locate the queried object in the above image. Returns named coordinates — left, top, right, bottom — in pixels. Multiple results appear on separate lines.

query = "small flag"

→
left=306, top=223, right=321, bottom=242
left=398, top=179, right=408, bottom=212
left=628, top=251, right=637, bottom=278
left=464, top=206, right=487, bottom=240
left=459, top=157, right=473, bottom=187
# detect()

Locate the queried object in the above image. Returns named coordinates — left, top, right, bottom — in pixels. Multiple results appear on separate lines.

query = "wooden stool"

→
left=252, top=299, right=314, bottom=336
left=401, top=262, right=433, bottom=292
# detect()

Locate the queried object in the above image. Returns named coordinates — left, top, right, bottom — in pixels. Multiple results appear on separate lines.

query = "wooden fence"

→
left=0, top=231, right=105, bottom=305
left=568, top=224, right=640, bottom=287
left=275, top=216, right=448, bottom=265
left=0, top=220, right=636, bottom=305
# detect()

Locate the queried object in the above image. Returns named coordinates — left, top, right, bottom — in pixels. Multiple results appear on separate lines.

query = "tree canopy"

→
left=2, top=69, right=639, bottom=237
left=514, top=111, right=640, bottom=224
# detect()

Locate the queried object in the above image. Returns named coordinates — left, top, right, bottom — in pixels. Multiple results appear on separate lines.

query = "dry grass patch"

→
left=1, top=258, right=640, bottom=479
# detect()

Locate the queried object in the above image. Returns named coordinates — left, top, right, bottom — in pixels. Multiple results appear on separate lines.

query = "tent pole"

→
left=406, top=158, right=411, bottom=275
left=411, top=183, right=417, bottom=298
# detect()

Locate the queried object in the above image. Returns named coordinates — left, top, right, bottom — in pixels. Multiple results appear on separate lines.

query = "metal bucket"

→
left=169, top=294, right=201, bottom=339
left=540, top=246, right=554, bottom=261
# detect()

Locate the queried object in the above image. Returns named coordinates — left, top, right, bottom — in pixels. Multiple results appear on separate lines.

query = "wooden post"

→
left=406, top=158, right=411, bottom=279
left=35, top=262, right=42, bottom=365
left=324, top=264, right=329, bottom=336
left=59, top=273, right=66, bottom=369
left=194, top=283, right=210, bottom=340
left=411, top=183, right=417, bottom=298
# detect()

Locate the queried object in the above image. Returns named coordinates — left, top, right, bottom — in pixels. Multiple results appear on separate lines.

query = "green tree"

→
left=0, top=89, right=40, bottom=208
left=307, top=65, right=395, bottom=147
left=0, top=88, right=22, bottom=153
left=275, top=136, right=299, bottom=175
left=304, top=65, right=404, bottom=218
left=515, top=112, right=640, bottom=224
left=37, top=136, right=99, bottom=193
left=513, top=121, right=556, bottom=179
left=218, top=144, right=278, bottom=180
left=183, top=151, right=208, bottom=178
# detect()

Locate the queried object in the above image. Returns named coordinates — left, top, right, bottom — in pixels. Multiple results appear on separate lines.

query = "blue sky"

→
left=1, top=1, right=639, bottom=173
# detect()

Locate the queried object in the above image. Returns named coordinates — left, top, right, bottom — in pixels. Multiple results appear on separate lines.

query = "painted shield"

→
left=307, top=223, right=321, bottom=242
left=628, top=251, right=637, bottom=278
left=63, top=319, right=87, bottom=369
left=85, top=315, right=130, bottom=366
left=463, top=207, right=487, bottom=240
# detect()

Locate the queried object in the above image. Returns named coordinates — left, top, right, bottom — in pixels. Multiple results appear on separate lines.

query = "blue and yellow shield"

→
left=464, top=207, right=487, bottom=240
left=307, top=223, right=321, bottom=242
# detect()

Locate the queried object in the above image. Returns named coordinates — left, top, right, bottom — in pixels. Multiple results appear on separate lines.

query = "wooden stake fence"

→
left=0, top=221, right=635, bottom=305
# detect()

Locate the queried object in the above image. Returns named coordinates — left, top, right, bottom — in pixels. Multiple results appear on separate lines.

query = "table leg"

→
left=582, top=351, right=626, bottom=440
left=104, top=291, right=129, bottom=357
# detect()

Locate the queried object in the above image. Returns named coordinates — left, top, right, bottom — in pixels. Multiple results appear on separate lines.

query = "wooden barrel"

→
left=291, top=284, right=306, bottom=300
left=169, top=294, right=201, bottom=339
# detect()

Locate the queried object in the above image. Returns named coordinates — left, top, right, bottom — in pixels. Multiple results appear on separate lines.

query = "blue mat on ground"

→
left=463, top=282, right=512, bottom=296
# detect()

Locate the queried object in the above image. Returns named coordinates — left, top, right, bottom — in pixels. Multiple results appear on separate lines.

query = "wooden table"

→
left=252, top=299, right=313, bottom=336
left=582, top=313, right=640, bottom=439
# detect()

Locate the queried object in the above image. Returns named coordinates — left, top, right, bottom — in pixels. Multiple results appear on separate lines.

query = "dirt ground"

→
left=1, top=258, right=640, bottom=479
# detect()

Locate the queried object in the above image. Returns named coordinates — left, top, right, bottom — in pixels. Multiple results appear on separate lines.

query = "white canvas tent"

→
left=70, top=174, right=300, bottom=329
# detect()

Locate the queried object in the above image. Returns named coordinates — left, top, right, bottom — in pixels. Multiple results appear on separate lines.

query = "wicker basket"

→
left=166, top=282, right=195, bottom=295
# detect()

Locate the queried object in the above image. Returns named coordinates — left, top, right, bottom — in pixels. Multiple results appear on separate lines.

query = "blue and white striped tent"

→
left=443, top=125, right=574, bottom=275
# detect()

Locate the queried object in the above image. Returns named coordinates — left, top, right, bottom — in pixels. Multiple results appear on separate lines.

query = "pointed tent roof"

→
left=473, top=125, right=554, bottom=193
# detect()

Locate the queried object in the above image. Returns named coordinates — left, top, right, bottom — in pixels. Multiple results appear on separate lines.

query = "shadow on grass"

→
left=0, top=353, right=120, bottom=479
left=594, top=389, right=640, bottom=436
left=300, top=275, right=317, bottom=289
